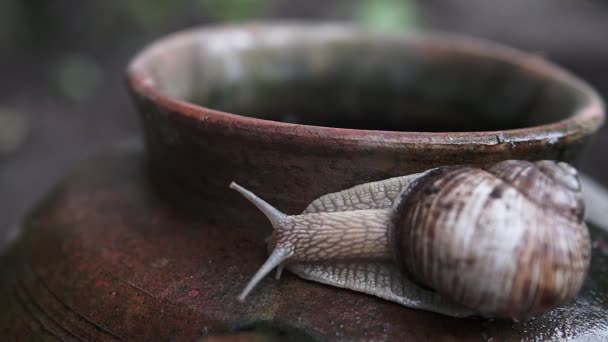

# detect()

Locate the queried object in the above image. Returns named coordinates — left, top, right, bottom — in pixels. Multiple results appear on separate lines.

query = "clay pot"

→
left=1, top=23, right=606, bottom=341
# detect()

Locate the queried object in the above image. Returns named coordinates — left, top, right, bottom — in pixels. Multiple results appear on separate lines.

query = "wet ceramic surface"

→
left=0, top=143, right=606, bottom=341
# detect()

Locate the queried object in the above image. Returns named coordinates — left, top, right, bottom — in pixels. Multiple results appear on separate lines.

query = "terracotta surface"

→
left=0, top=142, right=606, bottom=341
left=0, top=24, right=606, bottom=340
left=127, top=23, right=603, bottom=216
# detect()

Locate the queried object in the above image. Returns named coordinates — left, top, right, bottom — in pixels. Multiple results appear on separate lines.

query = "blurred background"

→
left=1, top=0, right=608, bottom=246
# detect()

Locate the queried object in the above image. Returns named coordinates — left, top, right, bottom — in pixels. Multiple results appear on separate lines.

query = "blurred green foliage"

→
left=0, top=108, right=28, bottom=154
left=50, top=54, right=102, bottom=103
left=125, top=0, right=271, bottom=30
left=0, top=0, right=27, bottom=44
left=198, top=0, right=271, bottom=21
left=1, top=0, right=420, bottom=105
left=126, top=1, right=187, bottom=29
left=0, top=0, right=420, bottom=47
left=356, top=0, right=417, bottom=31
left=122, top=0, right=417, bottom=32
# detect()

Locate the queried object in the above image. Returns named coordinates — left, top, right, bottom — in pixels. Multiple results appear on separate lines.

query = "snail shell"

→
left=230, top=160, right=591, bottom=319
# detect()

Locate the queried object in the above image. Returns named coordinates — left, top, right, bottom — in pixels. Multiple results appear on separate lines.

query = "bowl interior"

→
left=134, top=26, right=590, bottom=132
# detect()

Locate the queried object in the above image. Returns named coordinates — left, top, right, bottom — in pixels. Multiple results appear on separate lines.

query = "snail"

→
left=230, top=160, right=591, bottom=319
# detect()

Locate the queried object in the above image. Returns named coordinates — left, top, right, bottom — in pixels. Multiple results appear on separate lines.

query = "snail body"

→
left=230, top=160, right=591, bottom=319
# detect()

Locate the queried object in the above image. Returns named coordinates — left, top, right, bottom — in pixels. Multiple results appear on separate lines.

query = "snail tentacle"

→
left=231, top=182, right=297, bottom=300
left=238, top=245, right=294, bottom=302
left=232, top=183, right=392, bottom=299
left=275, top=263, right=285, bottom=280
left=230, top=182, right=288, bottom=229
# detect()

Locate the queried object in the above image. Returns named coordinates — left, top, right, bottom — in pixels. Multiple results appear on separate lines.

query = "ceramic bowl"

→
left=127, top=22, right=604, bottom=214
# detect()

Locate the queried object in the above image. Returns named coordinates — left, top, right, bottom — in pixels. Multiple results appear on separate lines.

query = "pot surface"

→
left=0, top=142, right=607, bottom=340
left=127, top=23, right=604, bottom=215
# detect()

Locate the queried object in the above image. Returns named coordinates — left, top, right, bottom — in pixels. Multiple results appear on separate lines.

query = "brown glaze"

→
left=127, top=23, right=603, bottom=216
left=0, top=143, right=606, bottom=340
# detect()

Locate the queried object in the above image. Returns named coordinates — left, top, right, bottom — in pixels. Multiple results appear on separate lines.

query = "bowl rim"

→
left=126, top=22, right=605, bottom=149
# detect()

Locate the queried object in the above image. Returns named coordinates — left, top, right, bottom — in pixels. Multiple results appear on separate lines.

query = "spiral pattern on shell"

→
left=391, top=160, right=591, bottom=318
